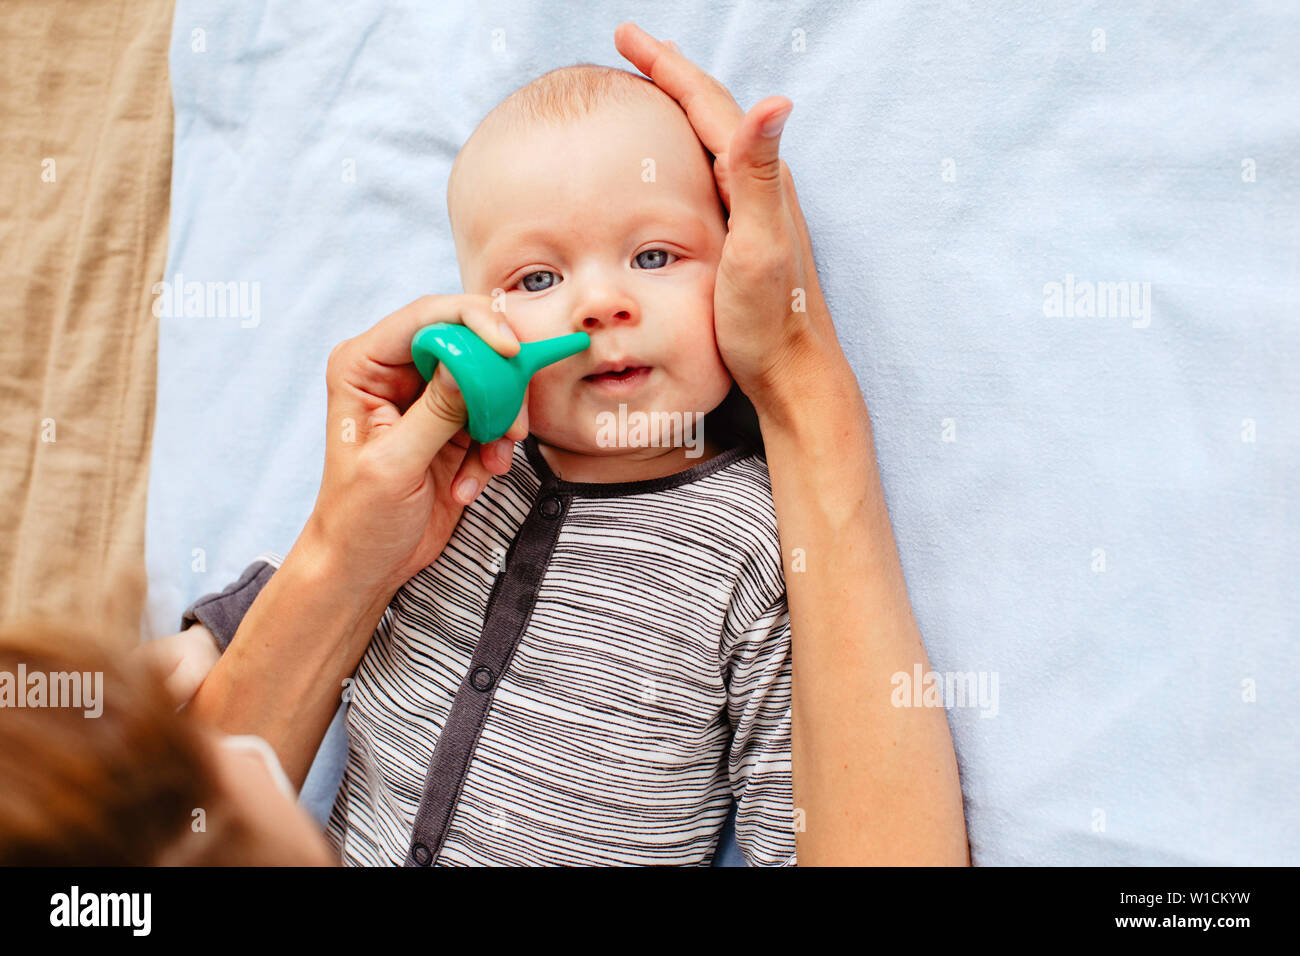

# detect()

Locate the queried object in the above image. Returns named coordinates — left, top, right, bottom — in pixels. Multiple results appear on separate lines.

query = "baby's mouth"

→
left=582, top=366, right=653, bottom=390
left=584, top=366, right=649, bottom=381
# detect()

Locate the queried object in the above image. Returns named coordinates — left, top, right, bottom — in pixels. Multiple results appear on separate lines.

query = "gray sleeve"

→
left=179, top=559, right=277, bottom=651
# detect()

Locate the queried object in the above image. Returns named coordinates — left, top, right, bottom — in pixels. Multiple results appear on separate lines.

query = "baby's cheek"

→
left=675, top=346, right=733, bottom=410
left=677, top=322, right=728, bottom=374
left=524, top=382, right=551, bottom=428
left=523, top=374, right=568, bottom=435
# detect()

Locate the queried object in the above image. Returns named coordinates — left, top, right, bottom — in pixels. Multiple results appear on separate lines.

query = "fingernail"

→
left=456, top=477, right=479, bottom=502
left=760, top=105, right=792, bottom=138
left=665, top=39, right=680, bottom=52
left=437, top=363, right=459, bottom=392
left=498, top=320, right=519, bottom=348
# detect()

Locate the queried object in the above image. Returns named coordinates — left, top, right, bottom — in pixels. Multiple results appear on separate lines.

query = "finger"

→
left=382, top=360, right=470, bottom=477
left=356, top=294, right=521, bottom=371
left=614, top=22, right=743, bottom=157
left=781, top=162, right=812, bottom=257
left=479, top=437, right=515, bottom=474
left=455, top=431, right=525, bottom=504
left=714, top=155, right=733, bottom=213
left=780, top=161, right=826, bottom=301
left=333, top=295, right=522, bottom=418
left=726, top=97, right=794, bottom=231
left=456, top=428, right=525, bottom=503
left=451, top=441, right=492, bottom=505
left=430, top=428, right=473, bottom=486
left=165, top=644, right=218, bottom=708
left=477, top=389, right=530, bottom=473
left=503, top=414, right=529, bottom=443
left=506, top=383, right=530, bottom=440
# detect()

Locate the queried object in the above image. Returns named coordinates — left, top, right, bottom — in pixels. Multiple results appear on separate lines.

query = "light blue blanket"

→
left=147, top=0, right=1300, bottom=865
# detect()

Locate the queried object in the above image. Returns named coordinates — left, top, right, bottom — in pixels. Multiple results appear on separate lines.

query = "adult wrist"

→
left=748, top=316, right=858, bottom=437
left=283, top=518, right=394, bottom=642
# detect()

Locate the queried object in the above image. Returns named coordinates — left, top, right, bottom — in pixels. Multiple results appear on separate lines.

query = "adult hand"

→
left=618, top=26, right=971, bottom=867
left=303, top=295, right=527, bottom=601
left=615, top=22, right=837, bottom=420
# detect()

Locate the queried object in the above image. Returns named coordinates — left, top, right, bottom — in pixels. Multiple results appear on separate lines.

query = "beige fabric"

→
left=0, top=0, right=174, bottom=641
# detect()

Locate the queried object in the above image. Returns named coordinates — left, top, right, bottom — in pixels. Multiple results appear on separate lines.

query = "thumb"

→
left=387, top=362, right=468, bottom=475
left=726, top=97, right=792, bottom=223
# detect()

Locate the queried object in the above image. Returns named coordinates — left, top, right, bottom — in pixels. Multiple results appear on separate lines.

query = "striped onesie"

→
left=183, top=432, right=796, bottom=866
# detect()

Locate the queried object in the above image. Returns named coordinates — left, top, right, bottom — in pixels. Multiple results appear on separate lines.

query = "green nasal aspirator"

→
left=411, top=322, right=591, bottom=443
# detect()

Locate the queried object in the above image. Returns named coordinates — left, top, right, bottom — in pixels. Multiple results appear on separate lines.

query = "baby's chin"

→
left=529, top=395, right=724, bottom=458
left=530, top=430, right=700, bottom=461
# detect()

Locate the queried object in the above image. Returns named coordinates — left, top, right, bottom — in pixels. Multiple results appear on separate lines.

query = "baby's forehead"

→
left=469, top=89, right=690, bottom=164
left=449, top=93, right=710, bottom=234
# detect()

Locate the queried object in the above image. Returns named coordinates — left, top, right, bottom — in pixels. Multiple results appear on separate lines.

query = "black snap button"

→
left=539, top=496, right=562, bottom=518
left=470, top=666, right=494, bottom=691
left=412, top=842, right=432, bottom=866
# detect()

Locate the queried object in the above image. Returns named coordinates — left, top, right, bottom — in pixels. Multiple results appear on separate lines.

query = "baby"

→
left=173, top=64, right=794, bottom=866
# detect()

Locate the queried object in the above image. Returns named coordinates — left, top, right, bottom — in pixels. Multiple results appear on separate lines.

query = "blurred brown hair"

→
left=0, top=612, right=286, bottom=865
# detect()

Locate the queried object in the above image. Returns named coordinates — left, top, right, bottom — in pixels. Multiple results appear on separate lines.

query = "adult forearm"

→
left=187, top=531, right=392, bottom=790
left=756, top=339, right=970, bottom=865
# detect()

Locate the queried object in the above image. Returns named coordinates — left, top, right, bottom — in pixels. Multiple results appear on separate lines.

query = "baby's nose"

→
left=582, top=308, right=633, bottom=330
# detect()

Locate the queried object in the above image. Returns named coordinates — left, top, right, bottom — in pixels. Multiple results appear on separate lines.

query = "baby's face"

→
left=449, top=95, right=732, bottom=458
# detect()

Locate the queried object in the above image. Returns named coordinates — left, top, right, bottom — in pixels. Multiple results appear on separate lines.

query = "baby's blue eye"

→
left=633, top=249, right=676, bottom=269
left=520, top=270, right=557, bottom=292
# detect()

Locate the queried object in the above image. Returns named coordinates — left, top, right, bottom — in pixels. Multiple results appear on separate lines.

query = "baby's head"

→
left=447, top=65, right=733, bottom=459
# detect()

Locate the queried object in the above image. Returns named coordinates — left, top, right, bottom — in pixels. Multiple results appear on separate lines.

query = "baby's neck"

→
left=536, top=435, right=728, bottom=484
